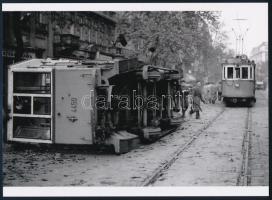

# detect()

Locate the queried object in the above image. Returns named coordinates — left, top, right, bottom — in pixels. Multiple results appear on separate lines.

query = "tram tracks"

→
left=140, top=107, right=226, bottom=186
left=237, top=107, right=252, bottom=186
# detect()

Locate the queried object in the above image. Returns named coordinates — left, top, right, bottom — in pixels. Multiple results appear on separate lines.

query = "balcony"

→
left=54, top=34, right=80, bottom=48
left=53, top=34, right=80, bottom=58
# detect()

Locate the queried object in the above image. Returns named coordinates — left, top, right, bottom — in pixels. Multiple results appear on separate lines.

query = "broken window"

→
left=12, top=71, right=52, bottom=141
left=14, top=72, right=51, bottom=94
left=13, top=96, right=31, bottom=114
left=13, top=117, right=51, bottom=140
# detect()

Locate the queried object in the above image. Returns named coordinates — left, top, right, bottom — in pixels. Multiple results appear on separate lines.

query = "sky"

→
left=219, top=4, right=268, bottom=56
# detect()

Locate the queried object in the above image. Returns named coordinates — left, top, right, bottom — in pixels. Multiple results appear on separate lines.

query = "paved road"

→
left=3, top=90, right=268, bottom=186
left=153, top=90, right=268, bottom=186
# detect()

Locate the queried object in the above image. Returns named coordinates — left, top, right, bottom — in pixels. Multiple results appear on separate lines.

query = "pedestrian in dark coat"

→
left=190, top=82, right=206, bottom=119
left=181, top=90, right=189, bottom=118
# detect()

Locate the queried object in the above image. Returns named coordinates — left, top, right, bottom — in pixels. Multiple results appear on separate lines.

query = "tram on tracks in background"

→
left=221, top=54, right=256, bottom=107
left=6, top=58, right=186, bottom=154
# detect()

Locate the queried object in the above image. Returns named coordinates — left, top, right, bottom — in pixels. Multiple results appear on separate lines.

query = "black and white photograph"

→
left=2, top=2, right=269, bottom=197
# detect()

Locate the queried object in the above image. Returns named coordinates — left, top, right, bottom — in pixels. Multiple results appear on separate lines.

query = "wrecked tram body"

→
left=7, top=58, right=185, bottom=154
left=221, top=55, right=256, bottom=107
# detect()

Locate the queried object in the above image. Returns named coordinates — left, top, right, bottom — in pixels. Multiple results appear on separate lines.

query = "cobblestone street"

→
left=3, top=90, right=268, bottom=186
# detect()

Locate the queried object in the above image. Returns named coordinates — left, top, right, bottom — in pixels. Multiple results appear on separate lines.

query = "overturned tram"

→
left=6, top=58, right=185, bottom=153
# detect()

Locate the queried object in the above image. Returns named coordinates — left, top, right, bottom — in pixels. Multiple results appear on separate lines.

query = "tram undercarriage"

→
left=223, top=97, right=256, bottom=107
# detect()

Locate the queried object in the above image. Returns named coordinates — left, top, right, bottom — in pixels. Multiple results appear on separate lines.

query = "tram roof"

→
left=221, top=55, right=255, bottom=66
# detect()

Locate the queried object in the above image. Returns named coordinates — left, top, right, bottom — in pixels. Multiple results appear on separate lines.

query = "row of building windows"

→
left=17, top=12, right=116, bottom=48
left=3, top=12, right=126, bottom=61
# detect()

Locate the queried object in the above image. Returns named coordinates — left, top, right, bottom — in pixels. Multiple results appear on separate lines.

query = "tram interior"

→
left=12, top=72, right=51, bottom=140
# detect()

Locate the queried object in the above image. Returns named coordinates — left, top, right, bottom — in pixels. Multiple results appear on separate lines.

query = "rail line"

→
left=237, top=107, right=252, bottom=186
left=257, top=90, right=267, bottom=100
left=140, top=107, right=226, bottom=186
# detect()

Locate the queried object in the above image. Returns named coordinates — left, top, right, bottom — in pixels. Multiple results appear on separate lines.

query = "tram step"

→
left=105, top=131, right=140, bottom=154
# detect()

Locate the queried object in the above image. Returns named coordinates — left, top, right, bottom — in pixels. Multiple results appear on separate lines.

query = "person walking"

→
left=190, top=82, right=206, bottom=119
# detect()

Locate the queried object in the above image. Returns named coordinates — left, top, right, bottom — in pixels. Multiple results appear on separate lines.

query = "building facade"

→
left=3, top=11, right=135, bottom=65
left=250, top=42, right=268, bottom=63
left=250, top=42, right=268, bottom=81
left=2, top=11, right=136, bottom=134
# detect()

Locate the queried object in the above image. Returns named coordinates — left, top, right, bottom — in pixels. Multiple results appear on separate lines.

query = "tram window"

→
left=250, top=67, right=252, bottom=79
left=13, top=117, right=51, bottom=140
left=242, top=67, right=248, bottom=79
left=13, top=96, right=31, bottom=114
left=33, top=97, right=51, bottom=115
left=227, top=67, right=233, bottom=79
left=235, top=68, right=240, bottom=79
left=14, top=72, right=51, bottom=94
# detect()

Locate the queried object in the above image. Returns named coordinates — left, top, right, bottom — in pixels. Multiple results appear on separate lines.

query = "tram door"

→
left=54, top=68, right=96, bottom=144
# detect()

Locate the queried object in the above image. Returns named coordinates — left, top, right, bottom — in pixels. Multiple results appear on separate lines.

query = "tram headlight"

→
left=235, top=83, right=240, bottom=88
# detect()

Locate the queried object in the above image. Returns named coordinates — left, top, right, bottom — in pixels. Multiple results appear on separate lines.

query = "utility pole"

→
left=232, top=18, right=248, bottom=55
left=241, top=28, right=249, bottom=54
left=231, top=28, right=238, bottom=55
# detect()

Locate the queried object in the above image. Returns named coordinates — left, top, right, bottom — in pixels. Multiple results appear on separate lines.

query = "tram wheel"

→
left=248, top=99, right=255, bottom=107
left=223, top=98, right=229, bottom=107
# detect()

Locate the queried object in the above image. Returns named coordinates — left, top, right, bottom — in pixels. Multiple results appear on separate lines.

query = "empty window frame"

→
left=235, top=67, right=240, bottom=79
left=13, top=117, right=51, bottom=140
left=13, top=72, right=51, bottom=94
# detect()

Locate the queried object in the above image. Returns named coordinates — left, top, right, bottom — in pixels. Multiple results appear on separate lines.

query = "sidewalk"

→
left=250, top=90, right=269, bottom=185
